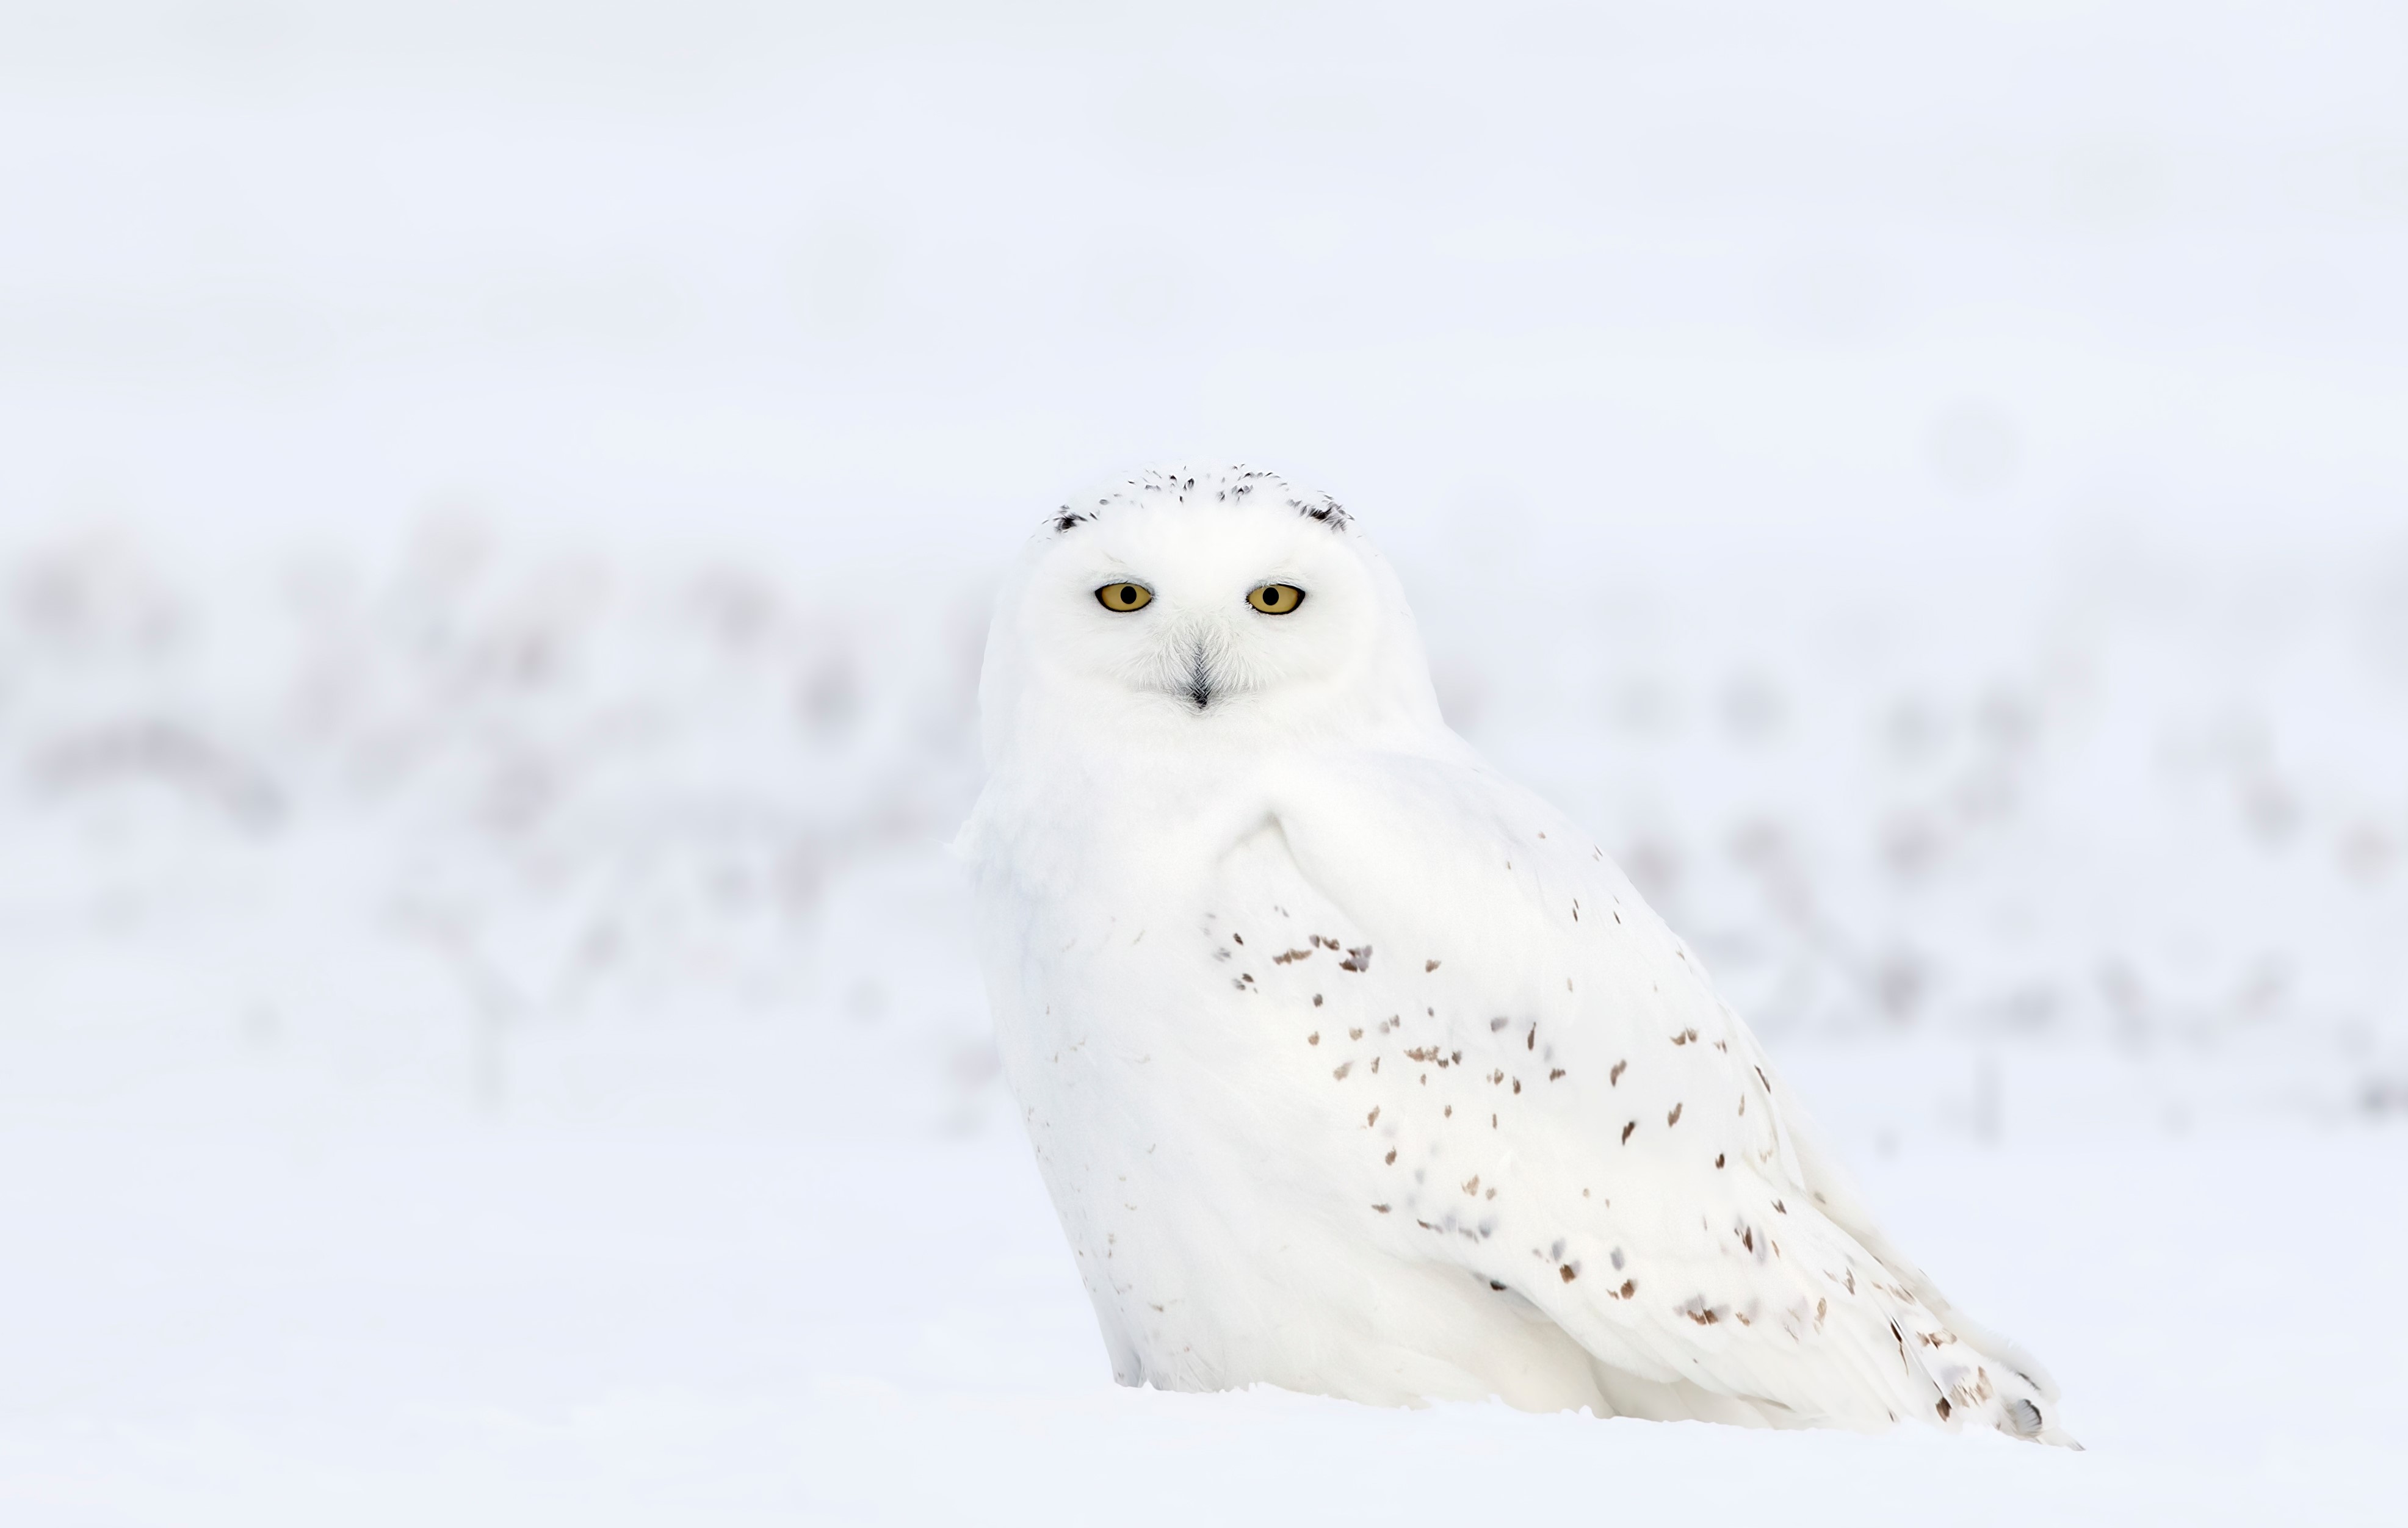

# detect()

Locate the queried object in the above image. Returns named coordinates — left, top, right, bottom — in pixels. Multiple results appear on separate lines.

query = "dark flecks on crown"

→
left=1047, top=467, right=1351, bottom=534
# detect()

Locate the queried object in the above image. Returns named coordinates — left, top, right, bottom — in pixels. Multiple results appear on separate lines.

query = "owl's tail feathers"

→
left=1918, top=1327, right=2083, bottom=1449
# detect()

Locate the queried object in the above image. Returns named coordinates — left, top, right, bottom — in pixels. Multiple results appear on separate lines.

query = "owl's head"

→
left=979, top=466, right=1447, bottom=765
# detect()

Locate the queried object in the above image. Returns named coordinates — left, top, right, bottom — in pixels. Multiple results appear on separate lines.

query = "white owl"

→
left=958, top=466, right=2071, bottom=1443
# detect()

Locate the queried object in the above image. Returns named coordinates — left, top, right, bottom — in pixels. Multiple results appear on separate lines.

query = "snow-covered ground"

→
left=4, top=4, right=2406, bottom=1523
left=4, top=1031, right=2402, bottom=1525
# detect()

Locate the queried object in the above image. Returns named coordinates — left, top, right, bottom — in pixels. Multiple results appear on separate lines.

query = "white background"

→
left=2, top=3, right=2404, bottom=1521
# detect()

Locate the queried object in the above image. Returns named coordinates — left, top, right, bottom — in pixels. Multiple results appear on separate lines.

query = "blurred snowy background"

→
left=4, top=3, right=2406, bottom=1522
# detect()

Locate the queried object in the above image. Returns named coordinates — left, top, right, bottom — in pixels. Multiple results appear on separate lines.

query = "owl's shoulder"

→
left=1262, top=745, right=1669, bottom=954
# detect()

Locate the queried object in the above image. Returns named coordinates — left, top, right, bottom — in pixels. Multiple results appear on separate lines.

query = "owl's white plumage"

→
left=960, top=466, right=2070, bottom=1443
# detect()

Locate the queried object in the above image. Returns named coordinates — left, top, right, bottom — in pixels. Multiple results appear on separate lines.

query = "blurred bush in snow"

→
left=5, top=517, right=2404, bottom=1137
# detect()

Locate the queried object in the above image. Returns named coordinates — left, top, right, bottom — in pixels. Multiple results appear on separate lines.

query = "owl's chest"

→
left=984, top=816, right=1381, bottom=1192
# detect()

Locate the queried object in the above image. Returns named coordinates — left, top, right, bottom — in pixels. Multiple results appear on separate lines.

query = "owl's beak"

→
left=1140, top=613, right=1234, bottom=713
left=1184, top=640, right=1214, bottom=710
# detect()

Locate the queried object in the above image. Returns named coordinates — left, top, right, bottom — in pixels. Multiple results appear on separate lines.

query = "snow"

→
left=4, top=2, right=2406, bottom=1523
left=4, top=1024, right=2401, bottom=1524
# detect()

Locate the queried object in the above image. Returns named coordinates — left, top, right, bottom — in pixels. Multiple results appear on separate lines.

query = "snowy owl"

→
left=958, top=466, right=2071, bottom=1443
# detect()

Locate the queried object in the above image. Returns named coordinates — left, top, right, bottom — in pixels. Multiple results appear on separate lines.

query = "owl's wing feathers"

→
left=1252, top=750, right=2068, bottom=1443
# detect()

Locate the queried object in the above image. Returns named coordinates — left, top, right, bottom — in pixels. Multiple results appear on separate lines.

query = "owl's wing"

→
left=1235, top=748, right=2068, bottom=1442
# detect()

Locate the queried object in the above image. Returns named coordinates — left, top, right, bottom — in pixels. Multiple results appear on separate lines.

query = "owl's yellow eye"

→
left=1248, top=583, right=1306, bottom=614
left=1096, top=583, right=1153, bottom=611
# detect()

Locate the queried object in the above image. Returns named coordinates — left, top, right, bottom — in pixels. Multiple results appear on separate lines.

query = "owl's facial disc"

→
left=1034, top=499, right=1372, bottom=721
left=1117, top=590, right=1293, bottom=711
left=1090, top=581, right=1309, bottom=709
left=986, top=467, right=1444, bottom=763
